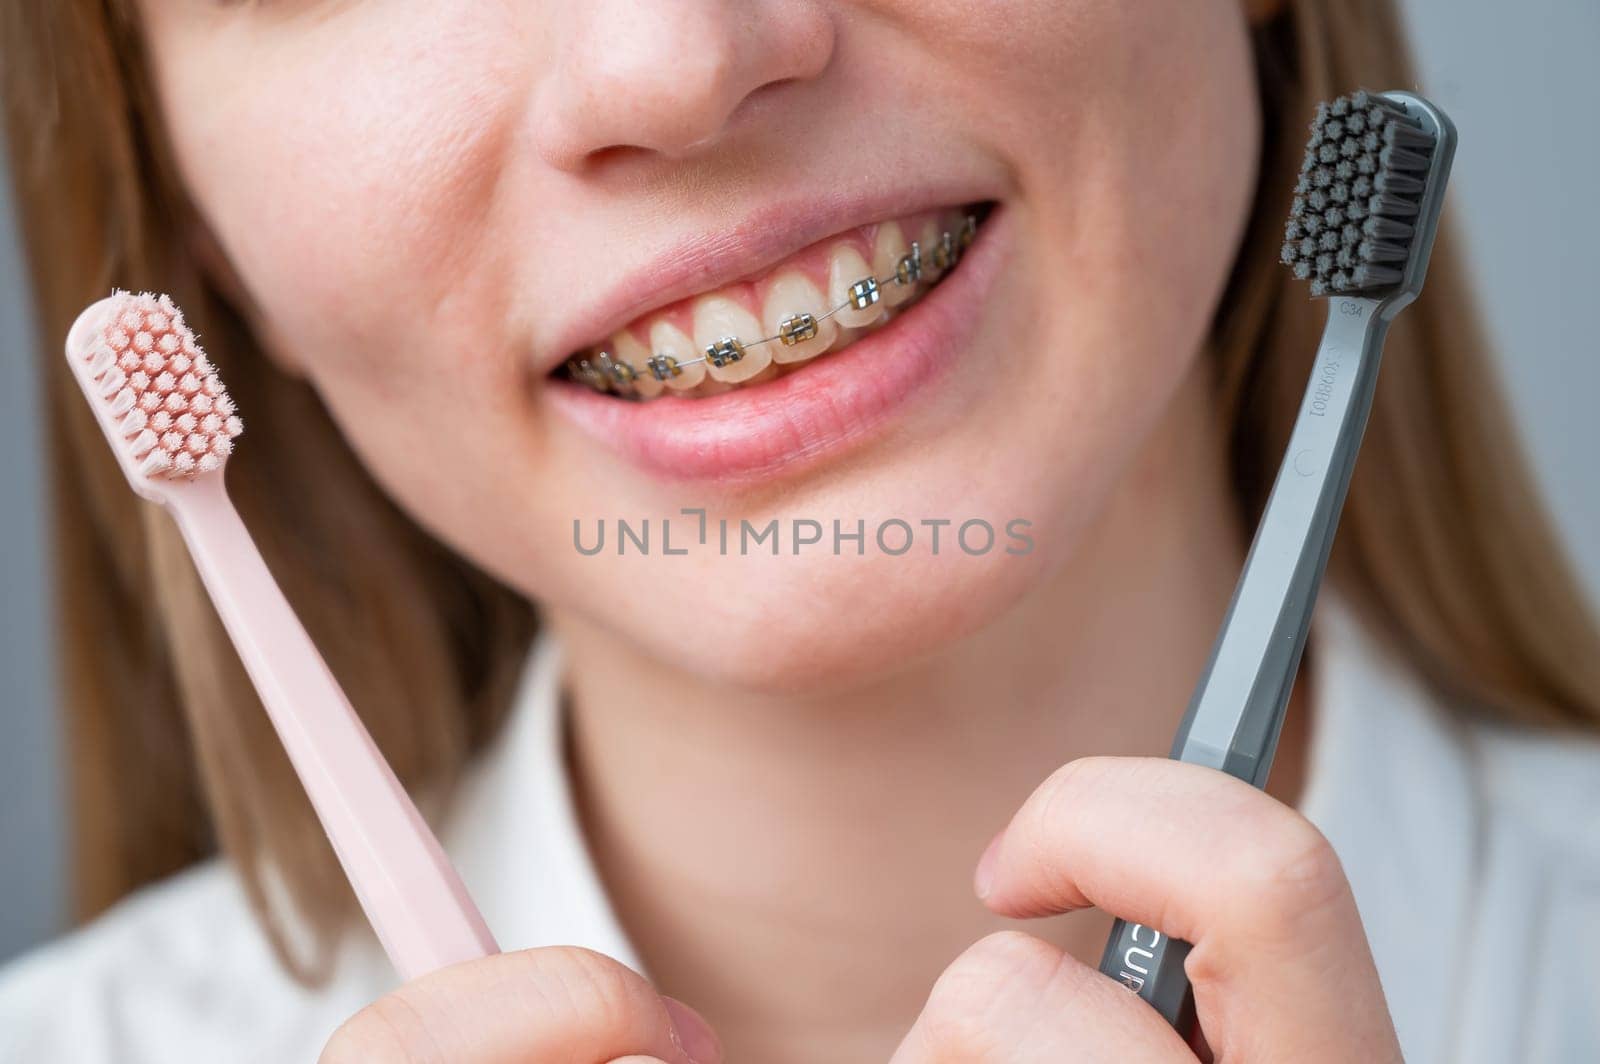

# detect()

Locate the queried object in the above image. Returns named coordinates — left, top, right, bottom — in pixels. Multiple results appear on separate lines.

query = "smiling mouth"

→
left=556, top=201, right=994, bottom=401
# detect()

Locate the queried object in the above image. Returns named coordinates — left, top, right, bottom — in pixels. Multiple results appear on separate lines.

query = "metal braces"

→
left=565, top=213, right=980, bottom=395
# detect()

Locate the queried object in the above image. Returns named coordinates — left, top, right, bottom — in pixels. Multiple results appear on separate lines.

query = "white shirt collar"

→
left=441, top=634, right=646, bottom=975
left=1298, top=596, right=1479, bottom=1062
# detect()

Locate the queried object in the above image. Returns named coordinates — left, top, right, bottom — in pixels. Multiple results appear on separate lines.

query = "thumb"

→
left=321, top=948, right=722, bottom=1064
left=660, top=996, right=722, bottom=1064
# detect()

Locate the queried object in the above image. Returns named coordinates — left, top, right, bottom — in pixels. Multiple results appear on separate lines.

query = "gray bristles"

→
left=1280, top=90, right=1436, bottom=297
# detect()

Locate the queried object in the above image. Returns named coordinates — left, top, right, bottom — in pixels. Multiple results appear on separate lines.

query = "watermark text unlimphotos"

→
left=573, top=509, right=1034, bottom=557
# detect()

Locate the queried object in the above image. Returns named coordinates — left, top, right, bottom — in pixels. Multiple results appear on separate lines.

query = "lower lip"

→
left=543, top=204, right=1009, bottom=484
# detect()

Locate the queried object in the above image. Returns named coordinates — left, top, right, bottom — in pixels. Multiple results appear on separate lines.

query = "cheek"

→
left=150, top=5, right=528, bottom=375
left=993, top=0, right=1258, bottom=470
left=839, top=0, right=1260, bottom=657
left=142, top=5, right=570, bottom=599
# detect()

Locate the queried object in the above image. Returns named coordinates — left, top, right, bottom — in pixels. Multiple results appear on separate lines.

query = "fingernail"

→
left=663, top=995, right=722, bottom=1064
left=975, top=827, right=1006, bottom=900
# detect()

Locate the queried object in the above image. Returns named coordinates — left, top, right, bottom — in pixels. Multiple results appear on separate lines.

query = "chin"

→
left=536, top=497, right=1061, bottom=695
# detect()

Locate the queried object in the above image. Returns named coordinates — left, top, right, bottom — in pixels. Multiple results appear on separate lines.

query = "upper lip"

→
left=537, top=182, right=994, bottom=375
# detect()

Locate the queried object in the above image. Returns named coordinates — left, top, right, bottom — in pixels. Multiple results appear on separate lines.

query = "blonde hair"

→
left=4, top=0, right=1596, bottom=981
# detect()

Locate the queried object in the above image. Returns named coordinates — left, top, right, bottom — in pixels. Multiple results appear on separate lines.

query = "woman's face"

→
left=139, top=1, right=1260, bottom=690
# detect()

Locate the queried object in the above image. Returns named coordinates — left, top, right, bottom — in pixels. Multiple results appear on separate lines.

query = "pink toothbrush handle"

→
left=166, top=473, right=497, bottom=980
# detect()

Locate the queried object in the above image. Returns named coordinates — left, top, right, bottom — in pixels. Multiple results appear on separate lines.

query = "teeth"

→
left=611, top=329, right=661, bottom=397
left=564, top=208, right=984, bottom=400
left=828, top=245, right=883, bottom=329
left=697, top=377, right=737, bottom=397
left=763, top=271, right=836, bottom=364
left=827, top=324, right=862, bottom=353
left=742, top=362, right=783, bottom=387
left=693, top=295, right=768, bottom=384
left=916, top=218, right=947, bottom=284
left=872, top=222, right=915, bottom=308
left=649, top=320, right=705, bottom=391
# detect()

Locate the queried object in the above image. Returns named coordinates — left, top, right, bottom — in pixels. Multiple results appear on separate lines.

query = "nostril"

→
left=585, top=143, right=651, bottom=171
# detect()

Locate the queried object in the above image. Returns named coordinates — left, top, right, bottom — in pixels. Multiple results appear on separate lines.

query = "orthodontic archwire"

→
left=565, top=213, right=980, bottom=395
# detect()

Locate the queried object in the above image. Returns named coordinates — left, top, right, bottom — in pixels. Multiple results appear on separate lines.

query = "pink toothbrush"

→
left=63, top=291, right=497, bottom=980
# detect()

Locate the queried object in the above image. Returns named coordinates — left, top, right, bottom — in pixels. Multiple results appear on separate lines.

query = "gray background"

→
left=2, top=1, right=1597, bottom=963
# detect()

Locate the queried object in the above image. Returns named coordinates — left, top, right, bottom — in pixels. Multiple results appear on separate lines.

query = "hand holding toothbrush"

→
left=894, top=756, right=1401, bottom=1062
left=63, top=290, right=724, bottom=1064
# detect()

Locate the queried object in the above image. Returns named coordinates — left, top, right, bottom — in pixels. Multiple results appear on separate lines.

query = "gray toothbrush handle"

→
left=1099, top=920, right=1194, bottom=1027
left=1095, top=300, right=1388, bottom=1024
left=1176, top=300, right=1386, bottom=781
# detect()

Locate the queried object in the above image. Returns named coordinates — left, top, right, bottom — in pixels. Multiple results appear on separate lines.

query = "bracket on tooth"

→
left=600, top=352, right=637, bottom=390
left=932, top=230, right=960, bottom=271
left=779, top=312, right=818, bottom=345
left=569, top=357, right=610, bottom=391
left=960, top=215, right=976, bottom=249
left=705, top=336, right=745, bottom=367
left=646, top=354, right=682, bottom=381
left=848, top=277, right=881, bottom=310
left=895, top=242, right=923, bottom=286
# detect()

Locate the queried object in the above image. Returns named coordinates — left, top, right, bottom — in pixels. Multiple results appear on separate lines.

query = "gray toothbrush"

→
left=1096, top=89, right=1457, bottom=1029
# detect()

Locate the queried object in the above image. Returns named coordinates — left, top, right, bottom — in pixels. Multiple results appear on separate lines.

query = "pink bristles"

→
left=79, top=291, right=242, bottom=480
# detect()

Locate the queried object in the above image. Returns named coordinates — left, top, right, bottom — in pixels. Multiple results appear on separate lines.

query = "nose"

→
left=530, top=0, right=835, bottom=170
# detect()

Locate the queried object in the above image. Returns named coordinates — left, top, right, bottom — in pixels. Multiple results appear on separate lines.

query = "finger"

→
left=320, top=947, right=722, bottom=1064
left=974, top=757, right=1400, bottom=1061
left=891, top=931, right=1193, bottom=1063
